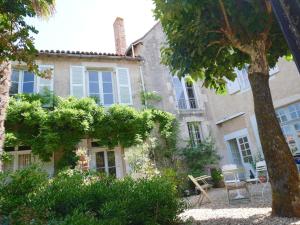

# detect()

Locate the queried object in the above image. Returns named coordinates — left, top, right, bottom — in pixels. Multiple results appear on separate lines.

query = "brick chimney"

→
left=113, top=17, right=127, bottom=55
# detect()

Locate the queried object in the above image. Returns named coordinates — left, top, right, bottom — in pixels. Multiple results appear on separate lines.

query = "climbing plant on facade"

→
left=5, top=94, right=177, bottom=170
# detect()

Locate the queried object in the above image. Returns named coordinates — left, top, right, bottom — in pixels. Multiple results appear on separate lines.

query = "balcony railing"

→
left=177, top=98, right=198, bottom=110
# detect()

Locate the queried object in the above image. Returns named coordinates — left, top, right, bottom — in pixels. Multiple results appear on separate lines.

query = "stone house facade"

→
left=5, top=18, right=300, bottom=179
left=126, top=22, right=300, bottom=177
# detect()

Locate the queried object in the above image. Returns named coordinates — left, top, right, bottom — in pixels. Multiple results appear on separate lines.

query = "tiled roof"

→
left=38, top=50, right=141, bottom=60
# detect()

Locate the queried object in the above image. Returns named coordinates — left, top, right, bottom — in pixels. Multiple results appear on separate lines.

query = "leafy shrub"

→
left=181, top=137, right=220, bottom=177
left=0, top=165, right=48, bottom=224
left=0, top=167, right=183, bottom=225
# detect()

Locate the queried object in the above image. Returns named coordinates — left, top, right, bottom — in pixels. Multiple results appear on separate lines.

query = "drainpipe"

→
left=139, top=60, right=147, bottom=108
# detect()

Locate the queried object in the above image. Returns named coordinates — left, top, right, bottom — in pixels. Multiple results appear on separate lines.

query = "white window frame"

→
left=93, top=149, right=116, bottom=176
left=224, top=128, right=254, bottom=163
left=187, top=122, right=202, bottom=147
left=172, top=76, right=198, bottom=110
left=11, top=66, right=54, bottom=95
left=227, top=64, right=279, bottom=94
left=116, top=67, right=133, bottom=105
left=86, top=70, right=115, bottom=106
left=3, top=147, right=34, bottom=172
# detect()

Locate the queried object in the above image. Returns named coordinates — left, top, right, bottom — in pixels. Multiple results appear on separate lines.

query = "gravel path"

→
left=180, top=184, right=300, bottom=225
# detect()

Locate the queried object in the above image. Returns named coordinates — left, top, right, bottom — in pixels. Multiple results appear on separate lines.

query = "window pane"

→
left=108, top=167, right=116, bottom=176
left=89, top=83, right=99, bottom=94
left=96, top=152, right=105, bottom=171
left=104, top=94, right=114, bottom=105
left=107, top=151, right=115, bottom=167
left=23, top=82, right=34, bottom=93
left=23, top=71, right=34, bottom=82
left=103, top=83, right=113, bottom=93
left=88, top=71, right=98, bottom=82
left=102, top=72, right=112, bottom=82
left=12, top=70, right=19, bottom=82
left=10, top=83, right=19, bottom=95
left=18, top=154, right=31, bottom=169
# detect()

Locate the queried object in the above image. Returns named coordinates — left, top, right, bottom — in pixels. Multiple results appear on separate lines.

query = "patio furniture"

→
left=246, top=160, right=269, bottom=198
left=188, top=175, right=212, bottom=207
left=222, top=164, right=251, bottom=204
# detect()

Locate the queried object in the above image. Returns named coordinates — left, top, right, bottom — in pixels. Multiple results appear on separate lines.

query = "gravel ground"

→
left=180, top=184, right=300, bottom=225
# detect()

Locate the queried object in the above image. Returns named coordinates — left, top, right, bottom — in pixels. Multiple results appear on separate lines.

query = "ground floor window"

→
left=95, top=150, right=116, bottom=176
left=187, top=122, right=202, bottom=147
left=3, top=147, right=33, bottom=172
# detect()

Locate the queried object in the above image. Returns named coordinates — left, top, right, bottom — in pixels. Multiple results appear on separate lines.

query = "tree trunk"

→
left=0, top=62, right=11, bottom=172
left=248, top=69, right=300, bottom=217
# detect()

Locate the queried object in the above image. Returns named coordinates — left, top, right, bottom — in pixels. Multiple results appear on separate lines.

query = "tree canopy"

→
left=0, top=0, right=55, bottom=71
left=154, top=0, right=290, bottom=93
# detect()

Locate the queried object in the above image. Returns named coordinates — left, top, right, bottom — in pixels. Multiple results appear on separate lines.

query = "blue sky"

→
left=27, top=0, right=157, bottom=53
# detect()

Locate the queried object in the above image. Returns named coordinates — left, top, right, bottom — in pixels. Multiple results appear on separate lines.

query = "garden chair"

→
left=222, top=164, right=251, bottom=204
left=188, top=175, right=212, bottom=207
left=246, top=160, right=269, bottom=198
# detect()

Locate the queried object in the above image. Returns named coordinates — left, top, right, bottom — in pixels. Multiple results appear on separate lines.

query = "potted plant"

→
left=211, top=168, right=224, bottom=188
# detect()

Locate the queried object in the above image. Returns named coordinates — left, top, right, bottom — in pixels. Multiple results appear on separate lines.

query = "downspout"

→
left=139, top=60, right=147, bottom=108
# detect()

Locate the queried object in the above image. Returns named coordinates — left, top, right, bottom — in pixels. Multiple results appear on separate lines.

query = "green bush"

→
left=0, top=165, right=48, bottom=224
left=181, top=137, right=220, bottom=177
left=0, top=167, right=183, bottom=225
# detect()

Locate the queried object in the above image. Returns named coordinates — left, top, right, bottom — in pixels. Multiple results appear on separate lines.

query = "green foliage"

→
left=141, top=91, right=162, bottom=108
left=181, top=137, right=220, bottom=177
left=0, top=165, right=48, bottom=224
left=153, top=0, right=290, bottom=93
left=210, top=168, right=223, bottom=187
left=5, top=94, right=177, bottom=169
left=0, top=167, right=183, bottom=225
left=0, top=0, right=55, bottom=73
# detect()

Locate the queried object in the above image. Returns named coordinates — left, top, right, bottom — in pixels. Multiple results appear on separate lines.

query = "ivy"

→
left=5, top=94, right=177, bottom=169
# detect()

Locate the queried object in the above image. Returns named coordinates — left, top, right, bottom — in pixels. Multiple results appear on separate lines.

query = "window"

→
left=187, top=122, right=202, bottom=147
left=3, top=147, right=33, bottom=172
left=172, top=77, right=198, bottom=109
left=10, top=67, right=53, bottom=96
left=95, top=150, right=116, bottom=176
left=237, top=68, right=250, bottom=91
left=172, top=77, right=187, bottom=109
left=237, top=136, right=253, bottom=163
left=276, top=102, right=300, bottom=153
left=227, top=65, right=279, bottom=94
left=288, top=103, right=300, bottom=120
left=185, top=82, right=197, bottom=109
left=276, top=109, right=288, bottom=123
left=70, top=66, right=132, bottom=105
left=87, top=71, right=114, bottom=106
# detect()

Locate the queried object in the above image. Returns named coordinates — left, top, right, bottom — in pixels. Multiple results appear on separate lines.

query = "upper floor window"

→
left=70, top=66, right=132, bottom=106
left=10, top=66, right=54, bottom=96
left=88, top=71, right=114, bottom=105
left=227, top=65, right=279, bottom=94
left=187, top=122, right=202, bottom=147
left=172, top=76, right=198, bottom=110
